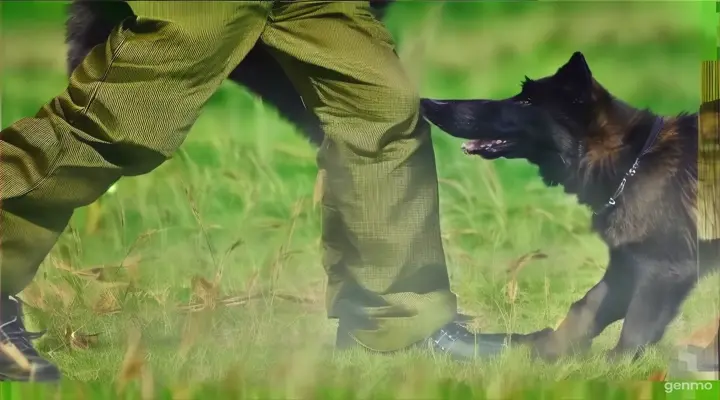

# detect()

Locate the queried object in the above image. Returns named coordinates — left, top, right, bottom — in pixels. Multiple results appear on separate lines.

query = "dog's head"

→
left=422, top=52, right=612, bottom=187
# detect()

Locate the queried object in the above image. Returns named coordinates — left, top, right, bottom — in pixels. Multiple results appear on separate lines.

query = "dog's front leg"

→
left=609, top=257, right=697, bottom=361
left=528, top=249, right=637, bottom=361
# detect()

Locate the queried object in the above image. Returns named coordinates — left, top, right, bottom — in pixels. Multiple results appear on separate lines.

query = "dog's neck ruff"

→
left=592, top=116, right=665, bottom=215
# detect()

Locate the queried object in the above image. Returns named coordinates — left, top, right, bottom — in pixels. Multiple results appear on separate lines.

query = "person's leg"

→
left=261, top=1, right=458, bottom=353
left=0, top=1, right=270, bottom=380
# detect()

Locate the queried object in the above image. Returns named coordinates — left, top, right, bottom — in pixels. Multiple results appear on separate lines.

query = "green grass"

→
left=1, top=1, right=719, bottom=398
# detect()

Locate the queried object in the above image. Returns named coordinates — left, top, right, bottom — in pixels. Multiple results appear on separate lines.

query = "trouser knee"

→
left=322, top=86, right=425, bottom=157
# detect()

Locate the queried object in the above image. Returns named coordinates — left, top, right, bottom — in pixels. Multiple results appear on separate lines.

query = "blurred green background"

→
left=1, top=0, right=718, bottom=393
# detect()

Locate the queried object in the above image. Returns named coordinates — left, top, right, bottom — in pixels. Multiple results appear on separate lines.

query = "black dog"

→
left=65, top=0, right=394, bottom=148
left=422, top=52, right=720, bottom=364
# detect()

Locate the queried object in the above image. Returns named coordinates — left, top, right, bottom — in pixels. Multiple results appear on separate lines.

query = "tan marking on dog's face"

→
left=583, top=100, right=636, bottom=173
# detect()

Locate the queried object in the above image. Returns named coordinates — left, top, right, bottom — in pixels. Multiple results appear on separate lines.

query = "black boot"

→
left=0, top=295, right=61, bottom=382
left=336, top=317, right=511, bottom=361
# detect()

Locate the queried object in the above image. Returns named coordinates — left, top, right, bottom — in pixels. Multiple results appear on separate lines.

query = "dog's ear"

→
left=554, top=52, right=593, bottom=102
left=556, top=52, right=593, bottom=84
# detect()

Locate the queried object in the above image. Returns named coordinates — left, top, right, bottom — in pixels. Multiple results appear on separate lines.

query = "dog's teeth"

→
left=495, top=140, right=503, bottom=144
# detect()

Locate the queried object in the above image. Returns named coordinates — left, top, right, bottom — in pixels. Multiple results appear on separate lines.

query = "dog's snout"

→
left=420, top=99, right=448, bottom=115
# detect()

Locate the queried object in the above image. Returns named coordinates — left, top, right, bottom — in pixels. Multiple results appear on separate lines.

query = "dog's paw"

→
left=606, top=345, right=644, bottom=364
left=524, top=330, right=591, bottom=362
left=514, top=327, right=554, bottom=343
left=530, top=336, right=565, bottom=362
left=502, top=328, right=563, bottom=361
left=504, top=327, right=554, bottom=347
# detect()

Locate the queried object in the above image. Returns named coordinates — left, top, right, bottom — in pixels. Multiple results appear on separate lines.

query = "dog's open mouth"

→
left=461, top=139, right=516, bottom=158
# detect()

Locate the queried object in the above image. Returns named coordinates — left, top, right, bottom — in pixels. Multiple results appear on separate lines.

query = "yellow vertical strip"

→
left=698, top=61, right=720, bottom=241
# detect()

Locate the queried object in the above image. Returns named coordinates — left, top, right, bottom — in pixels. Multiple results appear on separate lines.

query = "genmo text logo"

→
left=664, top=381, right=717, bottom=394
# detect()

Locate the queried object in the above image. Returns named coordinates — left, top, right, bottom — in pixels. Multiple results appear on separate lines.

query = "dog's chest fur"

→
left=583, top=114, right=700, bottom=253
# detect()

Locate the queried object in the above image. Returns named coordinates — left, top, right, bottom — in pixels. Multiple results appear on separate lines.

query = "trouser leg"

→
left=262, top=1, right=456, bottom=351
left=0, top=1, right=271, bottom=294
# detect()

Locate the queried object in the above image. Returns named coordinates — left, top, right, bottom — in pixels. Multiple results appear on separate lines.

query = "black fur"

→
left=422, top=52, right=720, bottom=364
left=65, top=0, right=395, bottom=148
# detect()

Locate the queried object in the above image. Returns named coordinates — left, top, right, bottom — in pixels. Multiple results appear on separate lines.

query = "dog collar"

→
left=593, top=116, right=665, bottom=215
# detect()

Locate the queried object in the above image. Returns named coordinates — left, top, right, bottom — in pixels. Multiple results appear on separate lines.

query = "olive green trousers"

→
left=0, top=1, right=456, bottom=351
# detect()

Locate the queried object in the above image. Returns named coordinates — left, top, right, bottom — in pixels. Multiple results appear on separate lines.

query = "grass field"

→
left=1, top=1, right=719, bottom=398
